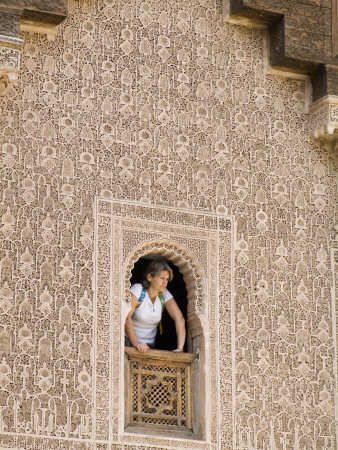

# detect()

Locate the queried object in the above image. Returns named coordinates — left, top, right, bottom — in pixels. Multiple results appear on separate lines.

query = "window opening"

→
left=130, top=255, right=188, bottom=352
left=124, top=244, right=208, bottom=440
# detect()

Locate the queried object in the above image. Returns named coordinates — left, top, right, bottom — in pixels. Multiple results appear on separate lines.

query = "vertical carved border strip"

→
left=112, top=217, right=123, bottom=438
left=218, top=218, right=234, bottom=450
left=331, top=248, right=338, bottom=446
left=209, top=232, right=219, bottom=444
left=93, top=199, right=98, bottom=445
left=94, top=204, right=112, bottom=442
left=95, top=198, right=235, bottom=449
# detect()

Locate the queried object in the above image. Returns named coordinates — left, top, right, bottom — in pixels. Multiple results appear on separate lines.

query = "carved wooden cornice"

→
left=223, top=0, right=338, bottom=141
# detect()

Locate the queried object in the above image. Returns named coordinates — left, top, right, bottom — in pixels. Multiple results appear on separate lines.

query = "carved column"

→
left=0, top=0, right=67, bottom=94
left=0, top=34, right=23, bottom=94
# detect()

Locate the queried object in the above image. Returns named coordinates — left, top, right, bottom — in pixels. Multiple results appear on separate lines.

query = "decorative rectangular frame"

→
left=94, top=198, right=235, bottom=449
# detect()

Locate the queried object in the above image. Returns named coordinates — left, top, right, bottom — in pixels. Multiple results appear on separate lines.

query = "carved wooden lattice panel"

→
left=125, top=348, right=197, bottom=432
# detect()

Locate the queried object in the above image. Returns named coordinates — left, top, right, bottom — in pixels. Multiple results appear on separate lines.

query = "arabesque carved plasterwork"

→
left=0, top=0, right=337, bottom=449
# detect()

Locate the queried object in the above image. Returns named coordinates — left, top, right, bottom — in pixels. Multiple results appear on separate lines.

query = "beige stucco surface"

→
left=0, top=0, right=337, bottom=448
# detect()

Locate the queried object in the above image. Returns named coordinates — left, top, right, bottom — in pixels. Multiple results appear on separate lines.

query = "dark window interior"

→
left=130, top=256, right=188, bottom=352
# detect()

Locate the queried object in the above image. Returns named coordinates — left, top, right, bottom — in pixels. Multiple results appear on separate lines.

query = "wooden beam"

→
left=333, top=0, right=338, bottom=58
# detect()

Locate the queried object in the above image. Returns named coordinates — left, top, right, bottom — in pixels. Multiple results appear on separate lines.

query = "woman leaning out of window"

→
left=125, top=260, right=186, bottom=353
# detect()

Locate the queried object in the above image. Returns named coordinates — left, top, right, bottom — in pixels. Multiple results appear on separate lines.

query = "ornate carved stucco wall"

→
left=0, top=0, right=337, bottom=449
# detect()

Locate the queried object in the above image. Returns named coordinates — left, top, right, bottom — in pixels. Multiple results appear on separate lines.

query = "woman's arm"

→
left=125, top=293, right=149, bottom=353
left=165, top=298, right=186, bottom=351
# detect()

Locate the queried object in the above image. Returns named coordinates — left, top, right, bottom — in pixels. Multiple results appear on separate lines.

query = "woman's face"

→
left=147, top=270, right=170, bottom=292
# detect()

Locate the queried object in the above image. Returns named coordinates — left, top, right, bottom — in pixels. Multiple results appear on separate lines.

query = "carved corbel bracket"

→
left=309, top=96, right=338, bottom=142
left=0, top=35, right=23, bottom=95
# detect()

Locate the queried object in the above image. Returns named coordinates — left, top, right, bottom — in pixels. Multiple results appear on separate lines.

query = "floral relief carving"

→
left=0, top=0, right=337, bottom=449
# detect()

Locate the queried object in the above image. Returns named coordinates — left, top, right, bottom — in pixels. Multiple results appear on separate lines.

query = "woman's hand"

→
left=136, top=342, right=150, bottom=353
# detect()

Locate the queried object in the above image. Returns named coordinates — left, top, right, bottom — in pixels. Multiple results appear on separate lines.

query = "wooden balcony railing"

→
left=124, top=347, right=198, bottom=438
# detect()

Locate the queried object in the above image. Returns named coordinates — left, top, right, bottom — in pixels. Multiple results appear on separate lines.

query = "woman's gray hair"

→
left=141, top=260, right=173, bottom=289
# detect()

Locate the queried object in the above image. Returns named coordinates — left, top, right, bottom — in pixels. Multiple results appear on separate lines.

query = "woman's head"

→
left=141, top=260, right=173, bottom=290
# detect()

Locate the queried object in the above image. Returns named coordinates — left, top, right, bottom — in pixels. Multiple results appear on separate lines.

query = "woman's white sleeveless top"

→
left=129, top=283, right=173, bottom=344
